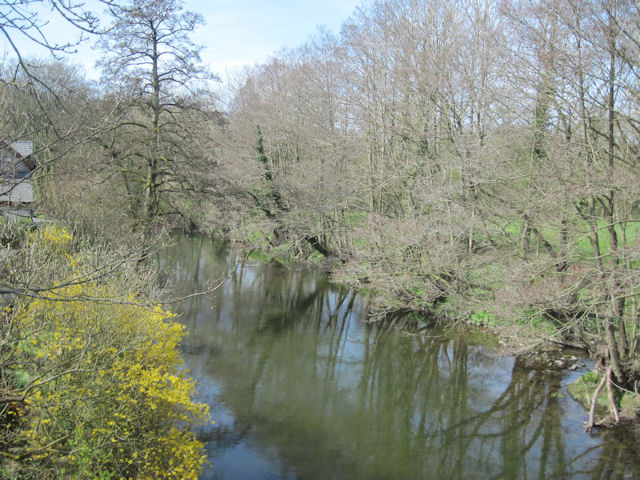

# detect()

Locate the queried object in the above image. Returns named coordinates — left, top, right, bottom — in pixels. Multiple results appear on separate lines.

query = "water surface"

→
left=158, top=235, right=640, bottom=480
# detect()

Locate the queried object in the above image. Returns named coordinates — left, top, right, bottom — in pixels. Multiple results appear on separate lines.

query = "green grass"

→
left=501, top=219, right=640, bottom=259
left=523, top=313, right=557, bottom=335
left=503, top=221, right=522, bottom=238
left=308, top=250, right=325, bottom=263
left=327, top=210, right=368, bottom=228
left=574, top=220, right=640, bottom=258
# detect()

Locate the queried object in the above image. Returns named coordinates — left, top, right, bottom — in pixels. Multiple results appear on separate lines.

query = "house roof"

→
left=0, top=179, right=33, bottom=203
left=12, top=141, right=33, bottom=157
left=0, top=140, right=35, bottom=170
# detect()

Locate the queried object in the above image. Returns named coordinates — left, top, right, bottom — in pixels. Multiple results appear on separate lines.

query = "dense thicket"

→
left=218, top=0, right=640, bottom=420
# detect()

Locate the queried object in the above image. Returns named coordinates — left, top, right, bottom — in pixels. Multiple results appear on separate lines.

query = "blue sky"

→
left=191, top=0, right=363, bottom=77
left=6, top=0, right=363, bottom=80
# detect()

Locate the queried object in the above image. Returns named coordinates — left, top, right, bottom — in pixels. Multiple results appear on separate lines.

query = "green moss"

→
left=568, top=370, right=640, bottom=420
left=308, top=250, right=325, bottom=263
left=247, top=229, right=266, bottom=243
left=567, top=372, right=609, bottom=415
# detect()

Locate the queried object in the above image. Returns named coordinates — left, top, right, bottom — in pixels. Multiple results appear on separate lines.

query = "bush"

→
left=37, top=223, right=73, bottom=254
left=1, top=225, right=210, bottom=479
left=0, top=218, right=30, bottom=248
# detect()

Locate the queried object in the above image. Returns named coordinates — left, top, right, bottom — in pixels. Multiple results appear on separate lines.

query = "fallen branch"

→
left=606, top=367, right=620, bottom=424
left=585, top=366, right=620, bottom=432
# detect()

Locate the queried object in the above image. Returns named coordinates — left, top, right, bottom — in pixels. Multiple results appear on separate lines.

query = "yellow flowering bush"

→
left=6, top=249, right=209, bottom=478
left=35, top=223, right=74, bottom=253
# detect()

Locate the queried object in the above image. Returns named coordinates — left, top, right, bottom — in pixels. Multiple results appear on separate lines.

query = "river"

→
left=157, top=234, right=640, bottom=480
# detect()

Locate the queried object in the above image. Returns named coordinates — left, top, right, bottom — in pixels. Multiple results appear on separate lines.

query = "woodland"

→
left=1, top=0, right=640, bottom=476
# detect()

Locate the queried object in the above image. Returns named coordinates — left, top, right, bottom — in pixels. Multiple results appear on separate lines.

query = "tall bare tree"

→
left=97, top=0, right=217, bottom=225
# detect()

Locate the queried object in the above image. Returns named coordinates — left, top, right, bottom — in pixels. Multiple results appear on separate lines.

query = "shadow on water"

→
left=157, top=234, right=640, bottom=480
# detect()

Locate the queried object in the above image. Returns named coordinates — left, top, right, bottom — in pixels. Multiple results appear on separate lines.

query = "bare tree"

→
left=97, top=0, right=218, bottom=225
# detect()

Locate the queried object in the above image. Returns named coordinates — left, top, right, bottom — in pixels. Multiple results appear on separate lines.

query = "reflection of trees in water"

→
left=587, top=427, right=640, bottom=480
left=160, top=235, right=640, bottom=480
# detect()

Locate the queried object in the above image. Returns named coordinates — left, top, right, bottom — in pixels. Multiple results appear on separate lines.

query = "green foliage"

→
left=1, top=224, right=210, bottom=479
left=411, top=287, right=426, bottom=298
left=308, top=250, right=325, bottom=263
left=247, top=229, right=266, bottom=244
left=10, top=369, right=31, bottom=389
left=470, top=310, right=498, bottom=328
left=244, top=225, right=277, bottom=250
left=520, top=310, right=556, bottom=335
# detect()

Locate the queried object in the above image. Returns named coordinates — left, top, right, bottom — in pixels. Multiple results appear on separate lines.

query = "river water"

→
left=157, top=235, right=640, bottom=480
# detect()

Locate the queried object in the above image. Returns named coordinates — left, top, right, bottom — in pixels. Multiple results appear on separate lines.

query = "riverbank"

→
left=212, top=231, right=640, bottom=429
left=222, top=237, right=576, bottom=352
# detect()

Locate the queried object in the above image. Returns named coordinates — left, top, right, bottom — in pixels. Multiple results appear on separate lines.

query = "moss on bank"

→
left=567, top=371, right=640, bottom=425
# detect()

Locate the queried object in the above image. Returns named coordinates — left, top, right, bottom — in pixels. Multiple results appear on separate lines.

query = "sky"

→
left=190, top=0, right=362, bottom=78
left=5, top=0, right=363, bottom=82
